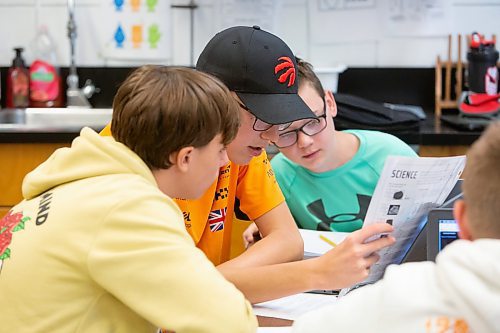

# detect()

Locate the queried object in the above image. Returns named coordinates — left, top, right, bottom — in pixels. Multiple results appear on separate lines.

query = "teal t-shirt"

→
left=271, top=130, right=417, bottom=232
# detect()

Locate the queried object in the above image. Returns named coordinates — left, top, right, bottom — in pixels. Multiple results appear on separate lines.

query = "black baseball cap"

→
left=196, top=25, right=315, bottom=125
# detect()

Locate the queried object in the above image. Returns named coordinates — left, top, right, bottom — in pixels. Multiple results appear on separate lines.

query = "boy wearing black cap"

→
left=173, top=26, right=395, bottom=304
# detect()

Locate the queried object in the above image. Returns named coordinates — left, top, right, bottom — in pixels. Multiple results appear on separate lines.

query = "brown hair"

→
left=111, top=65, right=240, bottom=169
left=295, top=57, right=325, bottom=99
left=462, top=121, right=500, bottom=238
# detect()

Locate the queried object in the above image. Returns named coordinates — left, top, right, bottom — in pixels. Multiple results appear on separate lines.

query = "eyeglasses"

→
left=273, top=112, right=328, bottom=148
left=237, top=101, right=292, bottom=132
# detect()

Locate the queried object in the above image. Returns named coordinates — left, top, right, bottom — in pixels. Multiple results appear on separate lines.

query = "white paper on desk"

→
left=340, top=155, right=465, bottom=295
left=253, top=293, right=337, bottom=321
left=299, top=229, right=349, bottom=258
left=257, top=327, right=293, bottom=333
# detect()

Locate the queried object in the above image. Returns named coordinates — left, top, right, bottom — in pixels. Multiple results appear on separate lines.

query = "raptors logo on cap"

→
left=274, top=56, right=296, bottom=87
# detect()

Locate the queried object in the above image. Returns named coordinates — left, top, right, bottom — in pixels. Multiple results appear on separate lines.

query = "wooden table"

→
left=258, top=316, right=293, bottom=327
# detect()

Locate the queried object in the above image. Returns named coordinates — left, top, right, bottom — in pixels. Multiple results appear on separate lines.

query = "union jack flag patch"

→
left=208, top=207, right=226, bottom=232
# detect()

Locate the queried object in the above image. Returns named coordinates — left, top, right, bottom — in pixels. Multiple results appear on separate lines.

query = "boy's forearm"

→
left=217, top=259, right=317, bottom=304
left=247, top=227, right=304, bottom=262
left=218, top=222, right=397, bottom=304
left=222, top=226, right=303, bottom=269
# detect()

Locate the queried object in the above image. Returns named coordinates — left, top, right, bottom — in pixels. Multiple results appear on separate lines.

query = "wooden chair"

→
left=435, top=35, right=463, bottom=121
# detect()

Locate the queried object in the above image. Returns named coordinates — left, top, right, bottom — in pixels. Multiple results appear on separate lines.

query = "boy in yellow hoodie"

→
left=0, top=66, right=257, bottom=333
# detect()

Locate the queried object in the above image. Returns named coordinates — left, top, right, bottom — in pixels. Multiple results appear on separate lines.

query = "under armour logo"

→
left=307, top=194, right=372, bottom=231
left=274, top=56, right=296, bottom=87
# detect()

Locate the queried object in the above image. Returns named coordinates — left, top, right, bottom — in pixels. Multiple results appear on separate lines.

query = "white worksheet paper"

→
left=341, top=155, right=465, bottom=295
left=299, top=229, right=349, bottom=257
left=253, top=293, right=337, bottom=321
left=257, top=327, right=292, bottom=333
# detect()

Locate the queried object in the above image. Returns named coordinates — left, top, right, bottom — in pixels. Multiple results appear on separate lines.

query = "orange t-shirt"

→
left=101, top=124, right=285, bottom=265
left=175, top=152, right=284, bottom=264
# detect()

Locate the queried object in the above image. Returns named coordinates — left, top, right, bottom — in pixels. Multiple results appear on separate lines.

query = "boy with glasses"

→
left=272, top=58, right=417, bottom=232
left=245, top=58, right=416, bottom=245
left=273, top=109, right=328, bottom=149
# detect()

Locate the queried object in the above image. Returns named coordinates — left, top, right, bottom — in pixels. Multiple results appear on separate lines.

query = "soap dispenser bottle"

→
left=29, top=26, right=63, bottom=108
left=6, top=47, right=30, bottom=108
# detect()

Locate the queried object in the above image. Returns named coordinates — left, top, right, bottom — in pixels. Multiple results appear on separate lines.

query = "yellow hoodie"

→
left=0, top=128, right=256, bottom=333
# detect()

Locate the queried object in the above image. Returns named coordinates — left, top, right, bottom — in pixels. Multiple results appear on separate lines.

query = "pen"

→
left=319, top=234, right=337, bottom=248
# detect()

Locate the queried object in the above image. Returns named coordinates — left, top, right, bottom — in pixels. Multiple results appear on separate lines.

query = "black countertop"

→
left=398, top=111, right=483, bottom=146
left=0, top=131, right=89, bottom=144
left=0, top=112, right=483, bottom=145
left=335, top=67, right=485, bottom=146
left=0, top=66, right=485, bottom=145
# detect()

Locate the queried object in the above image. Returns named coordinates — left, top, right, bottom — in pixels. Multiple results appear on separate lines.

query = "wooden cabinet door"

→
left=0, top=143, right=68, bottom=207
left=0, top=207, right=11, bottom=218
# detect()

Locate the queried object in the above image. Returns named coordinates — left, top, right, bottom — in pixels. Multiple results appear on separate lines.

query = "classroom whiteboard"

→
left=306, top=0, right=500, bottom=66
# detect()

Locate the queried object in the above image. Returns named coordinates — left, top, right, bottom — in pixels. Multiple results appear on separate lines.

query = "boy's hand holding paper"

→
left=307, top=223, right=395, bottom=291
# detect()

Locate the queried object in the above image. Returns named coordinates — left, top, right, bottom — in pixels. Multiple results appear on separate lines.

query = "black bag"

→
left=334, top=93, right=421, bottom=133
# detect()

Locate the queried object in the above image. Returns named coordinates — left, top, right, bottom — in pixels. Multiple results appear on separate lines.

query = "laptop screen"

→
left=438, top=218, right=459, bottom=251
left=427, top=208, right=460, bottom=261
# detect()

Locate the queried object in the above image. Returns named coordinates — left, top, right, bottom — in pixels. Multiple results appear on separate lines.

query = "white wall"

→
left=0, top=0, right=499, bottom=68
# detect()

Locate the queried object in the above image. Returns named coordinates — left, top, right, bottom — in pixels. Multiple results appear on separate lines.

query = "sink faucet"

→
left=66, top=0, right=98, bottom=108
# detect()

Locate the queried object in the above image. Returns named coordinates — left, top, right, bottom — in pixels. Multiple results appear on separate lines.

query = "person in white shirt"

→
left=292, top=121, right=500, bottom=333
